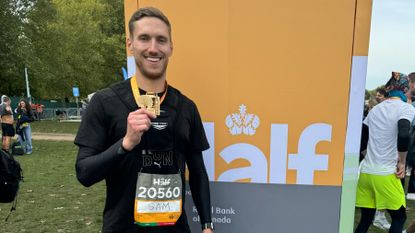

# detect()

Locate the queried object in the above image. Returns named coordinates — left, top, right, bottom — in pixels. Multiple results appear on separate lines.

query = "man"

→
left=355, top=72, right=415, bottom=233
left=1, top=95, right=15, bottom=152
left=409, top=72, right=415, bottom=93
left=75, top=7, right=214, bottom=233
left=406, top=72, right=415, bottom=201
left=375, top=87, right=388, bottom=104
left=403, top=72, right=415, bottom=233
left=373, top=86, right=396, bottom=230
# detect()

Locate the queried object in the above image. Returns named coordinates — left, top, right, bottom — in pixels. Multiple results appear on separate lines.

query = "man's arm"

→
left=360, top=123, right=369, bottom=162
left=396, top=119, right=411, bottom=178
left=76, top=139, right=125, bottom=187
left=185, top=101, right=213, bottom=232
left=186, top=151, right=213, bottom=232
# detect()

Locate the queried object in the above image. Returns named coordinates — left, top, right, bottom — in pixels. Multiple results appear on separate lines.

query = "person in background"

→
left=374, top=85, right=409, bottom=229
left=0, top=95, right=15, bottom=152
left=364, top=89, right=391, bottom=230
left=373, top=84, right=411, bottom=230
left=375, top=87, right=388, bottom=104
left=402, top=72, right=415, bottom=233
left=355, top=72, right=414, bottom=233
left=406, top=72, right=415, bottom=201
left=79, top=99, right=89, bottom=117
left=409, top=72, right=415, bottom=94
left=15, top=99, right=34, bottom=154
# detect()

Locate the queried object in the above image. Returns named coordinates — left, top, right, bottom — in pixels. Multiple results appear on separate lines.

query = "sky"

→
left=365, top=0, right=415, bottom=90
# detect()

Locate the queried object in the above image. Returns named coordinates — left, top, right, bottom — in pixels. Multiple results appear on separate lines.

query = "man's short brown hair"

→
left=128, top=7, right=171, bottom=39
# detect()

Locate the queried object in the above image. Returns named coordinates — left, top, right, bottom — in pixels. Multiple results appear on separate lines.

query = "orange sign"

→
left=125, top=0, right=371, bottom=187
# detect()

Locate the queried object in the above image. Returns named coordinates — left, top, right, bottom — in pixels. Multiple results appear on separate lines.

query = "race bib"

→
left=134, top=173, right=182, bottom=226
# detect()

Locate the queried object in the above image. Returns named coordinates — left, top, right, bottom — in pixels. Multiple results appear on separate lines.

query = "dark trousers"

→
left=408, top=164, right=415, bottom=193
left=354, top=206, right=406, bottom=233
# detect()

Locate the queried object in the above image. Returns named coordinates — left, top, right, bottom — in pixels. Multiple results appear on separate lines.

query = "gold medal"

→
left=131, top=76, right=167, bottom=116
left=137, top=93, right=161, bottom=116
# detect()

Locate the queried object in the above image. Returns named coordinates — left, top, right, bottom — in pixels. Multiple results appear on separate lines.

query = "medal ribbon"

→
left=130, top=76, right=168, bottom=107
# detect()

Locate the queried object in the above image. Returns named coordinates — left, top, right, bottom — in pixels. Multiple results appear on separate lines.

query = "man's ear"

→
left=127, top=37, right=133, bottom=53
left=169, top=42, right=173, bottom=57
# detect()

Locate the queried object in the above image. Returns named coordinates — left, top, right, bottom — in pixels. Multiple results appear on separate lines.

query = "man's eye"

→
left=158, top=37, right=167, bottom=43
left=139, top=36, right=149, bottom=41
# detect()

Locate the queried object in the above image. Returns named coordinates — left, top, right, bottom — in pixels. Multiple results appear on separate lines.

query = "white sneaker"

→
left=402, top=230, right=407, bottom=233
left=407, top=193, right=415, bottom=200
left=373, top=212, right=391, bottom=230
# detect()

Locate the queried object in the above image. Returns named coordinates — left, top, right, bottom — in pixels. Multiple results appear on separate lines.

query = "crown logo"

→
left=225, top=104, right=260, bottom=136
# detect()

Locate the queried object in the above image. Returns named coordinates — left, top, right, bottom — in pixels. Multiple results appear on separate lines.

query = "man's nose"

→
left=148, top=39, right=158, bottom=53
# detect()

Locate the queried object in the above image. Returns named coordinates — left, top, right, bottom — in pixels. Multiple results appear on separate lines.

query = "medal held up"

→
left=137, top=93, right=161, bottom=116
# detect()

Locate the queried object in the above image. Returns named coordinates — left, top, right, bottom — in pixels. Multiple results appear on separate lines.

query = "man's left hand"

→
left=396, top=162, right=406, bottom=179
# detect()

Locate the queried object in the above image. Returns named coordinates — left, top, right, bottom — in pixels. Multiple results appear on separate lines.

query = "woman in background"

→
left=1, top=95, right=15, bottom=152
left=16, top=99, right=34, bottom=154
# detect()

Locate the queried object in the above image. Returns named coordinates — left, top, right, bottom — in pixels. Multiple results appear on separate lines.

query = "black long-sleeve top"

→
left=75, top=80, right=212, bottom=233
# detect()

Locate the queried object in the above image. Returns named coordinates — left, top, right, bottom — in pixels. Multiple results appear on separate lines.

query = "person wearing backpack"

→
left=15, top=99, right=34, bottom=154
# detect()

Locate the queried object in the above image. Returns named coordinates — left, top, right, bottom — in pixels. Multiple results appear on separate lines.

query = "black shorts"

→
left=1, top=123, right=15, bottom=137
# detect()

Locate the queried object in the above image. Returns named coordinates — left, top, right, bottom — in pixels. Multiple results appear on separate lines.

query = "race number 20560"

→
left=137, top=187, right=181, bottom=199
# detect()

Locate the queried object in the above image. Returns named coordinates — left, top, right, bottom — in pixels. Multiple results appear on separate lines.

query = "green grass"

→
left=31, top=120, right=80, bottom=134
left=0, top=140, right=104, bottom=233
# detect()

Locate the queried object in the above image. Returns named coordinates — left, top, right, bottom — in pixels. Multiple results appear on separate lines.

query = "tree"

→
left=23, top=0, right=58, bottom=99
left=1, top=0, right=127, bottom=99
left=99, top=0, right=126, bottom=84
left=0, top=0, right=31, bottom=96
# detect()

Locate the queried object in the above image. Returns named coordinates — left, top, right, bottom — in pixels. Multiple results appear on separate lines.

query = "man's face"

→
left=406, top=80, right=415, bottom=100
left=375, top=92, right=385, bottom=103
left=128, top=17, right=173, bottom=80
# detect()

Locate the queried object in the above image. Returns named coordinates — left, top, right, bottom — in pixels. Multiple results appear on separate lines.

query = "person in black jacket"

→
left=75, top=7, right=214, bottom=233
left=15, top=99, right=34, bottom=154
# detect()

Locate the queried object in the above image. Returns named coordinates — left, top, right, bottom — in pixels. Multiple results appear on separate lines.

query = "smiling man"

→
left=75, top=7, right=213, bottom=233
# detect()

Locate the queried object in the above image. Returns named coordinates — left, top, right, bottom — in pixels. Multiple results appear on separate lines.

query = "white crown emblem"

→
left=225, top=104, right=260, bottom=136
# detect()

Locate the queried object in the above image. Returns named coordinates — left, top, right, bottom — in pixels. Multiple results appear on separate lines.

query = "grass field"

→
left=31, top=120, right=80, bottom=134
left=0, top=140, right=104, bottom=233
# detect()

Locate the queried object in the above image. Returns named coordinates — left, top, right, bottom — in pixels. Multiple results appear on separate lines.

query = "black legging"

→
left=409, top=168, right=415, bottom=193
left=354, top=206, right=406, bottom=233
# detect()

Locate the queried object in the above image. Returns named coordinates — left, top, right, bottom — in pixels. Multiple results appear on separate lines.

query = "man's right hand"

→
left=122, top=108, right=156, bottom=151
